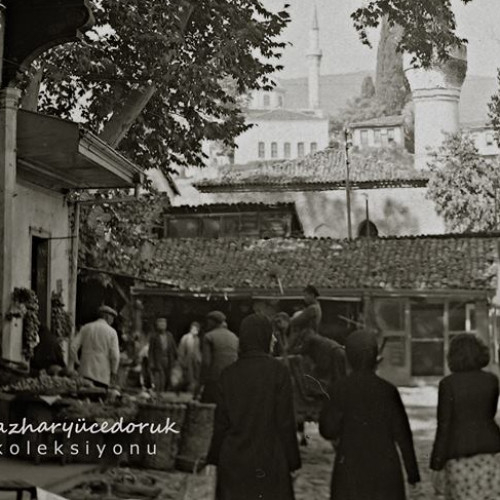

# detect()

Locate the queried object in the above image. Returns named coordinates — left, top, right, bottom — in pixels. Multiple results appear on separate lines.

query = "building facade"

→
left=130, top=234, right=499, bottom=386
left=233, top=109, right=330, bottom=164
left=1, top=107, right=143, bottom=363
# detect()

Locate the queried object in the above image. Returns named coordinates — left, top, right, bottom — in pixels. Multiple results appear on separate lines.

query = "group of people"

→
left=203, top=287, right=500, bottom=500
left=69, top=305, right=240, bottom=403
left=58, top=288, right=500, bottom=500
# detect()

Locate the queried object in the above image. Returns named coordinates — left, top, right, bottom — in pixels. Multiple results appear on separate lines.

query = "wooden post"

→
left=67, top=202, right=80, bottom=367
left=0, top=88, right=21, bottom=360
left=0, top=3, right=5, bottom=86
left=344, top=128, right=353, bottom=240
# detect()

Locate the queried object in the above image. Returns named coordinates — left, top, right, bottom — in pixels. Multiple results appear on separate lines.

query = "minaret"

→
left=404, top=46, right=467, bottom=169
left=307, top=5, right=322, bottom=110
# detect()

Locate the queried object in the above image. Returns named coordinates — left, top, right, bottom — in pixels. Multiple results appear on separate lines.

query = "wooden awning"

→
left=17, top=110, right=144, bottom=191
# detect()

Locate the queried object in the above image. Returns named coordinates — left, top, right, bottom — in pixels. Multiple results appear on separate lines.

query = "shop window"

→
left=258, top=142, right=265, bottom=159
left=310, top=142, right=317, bottom=154
left=271, top=142, right=278, bottom=158
left=410, top=302, right=445, bottom=376
left=297, top=142, right=305, bottom=157
left=168, top=218, right=200, bottom=238
left=411, top=303, right=444, bottom=339
left=375, top=299, right=404, bottom=332
left=449, top=302, right=476, bottom=332
left=284, top=142, right=291, bottom=158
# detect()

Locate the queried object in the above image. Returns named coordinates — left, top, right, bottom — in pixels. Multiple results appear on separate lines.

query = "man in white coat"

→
left=73, top=305, right=120, bottom=388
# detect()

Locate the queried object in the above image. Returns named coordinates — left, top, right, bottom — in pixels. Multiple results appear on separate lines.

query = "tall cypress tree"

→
left=375, top=17, right=410, bottom=114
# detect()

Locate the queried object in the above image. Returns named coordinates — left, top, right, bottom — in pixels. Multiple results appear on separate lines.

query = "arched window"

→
left=357, top=219, right=379, bottom=238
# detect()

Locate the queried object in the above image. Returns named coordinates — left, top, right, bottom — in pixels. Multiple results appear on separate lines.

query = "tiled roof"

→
left=349, top=115, right=404, bottom=128
left=146, top=235, right=497, bottom=293
left=195, top=148, right=427, bottom=191
left=169, top=202, right=296, bottom=212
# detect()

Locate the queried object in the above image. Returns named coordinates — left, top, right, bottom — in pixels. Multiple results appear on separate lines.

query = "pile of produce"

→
left=63, top=469, right=162, bottom=500
left=148, top=391, right=193, bottom=405
left=58, top=398, right=138, bottom=422
left=0, top=373, right=95, bottom=395
left=51, top=291, right=73, bottom=339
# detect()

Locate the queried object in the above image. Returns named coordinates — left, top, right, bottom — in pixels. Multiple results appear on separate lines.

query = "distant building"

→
left=209, top=6, right=330, bottom=167
left=349, top=115, right=405, bottom=150
left=463, top=120, right=500, bottom=158
left=233, top=109, right=329, bottom=164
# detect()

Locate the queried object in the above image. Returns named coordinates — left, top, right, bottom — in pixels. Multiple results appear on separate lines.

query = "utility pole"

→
left=344, top=128, right=353, bottom=240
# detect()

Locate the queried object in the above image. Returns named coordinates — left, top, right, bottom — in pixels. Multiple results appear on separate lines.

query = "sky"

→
left=262, top=0, right=500, bottom=79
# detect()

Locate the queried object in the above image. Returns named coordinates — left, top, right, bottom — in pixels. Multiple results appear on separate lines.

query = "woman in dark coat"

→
left=206, top=313, right=301, bottom=500
left=430, top=333, right=500, bottom=500
left=319, top=330, right=420, bottom=500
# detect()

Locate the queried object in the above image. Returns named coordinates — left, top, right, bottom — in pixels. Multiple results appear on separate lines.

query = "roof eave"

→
left=79, top=132, right=145, bottom=188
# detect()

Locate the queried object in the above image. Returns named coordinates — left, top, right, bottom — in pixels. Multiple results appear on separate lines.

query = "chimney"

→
left=307, top=5, right=322, bottom=110
left=404, top=46, right=467, bottom=169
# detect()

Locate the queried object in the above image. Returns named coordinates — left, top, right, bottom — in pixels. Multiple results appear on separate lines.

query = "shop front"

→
left=375, top=295, right=490, bottom=386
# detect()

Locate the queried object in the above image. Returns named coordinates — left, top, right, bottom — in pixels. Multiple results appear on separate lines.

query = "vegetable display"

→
left=0, top=373, right=95, bottom=395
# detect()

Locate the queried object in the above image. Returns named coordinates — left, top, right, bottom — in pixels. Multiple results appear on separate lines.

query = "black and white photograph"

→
left=1, top=0, right=500, bottom=499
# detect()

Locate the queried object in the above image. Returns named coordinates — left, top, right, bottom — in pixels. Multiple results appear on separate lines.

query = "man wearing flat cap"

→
left=72, top=305, right=120, bottom=388
left=199, top=311, right=238, bottom=404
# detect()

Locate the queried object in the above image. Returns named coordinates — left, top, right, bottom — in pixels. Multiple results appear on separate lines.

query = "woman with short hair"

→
left=431, top=333, right=500, bottom=500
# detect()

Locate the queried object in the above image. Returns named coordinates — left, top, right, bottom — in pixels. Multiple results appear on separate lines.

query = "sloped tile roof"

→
left=147, top=235, right=497, bottom=293
left=350, top=115, right=404, bottom=128
left=195, top=148, right=427, bottom=191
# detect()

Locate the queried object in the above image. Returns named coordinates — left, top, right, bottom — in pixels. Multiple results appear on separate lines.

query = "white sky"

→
left=262, top=0, right=500, bottom=79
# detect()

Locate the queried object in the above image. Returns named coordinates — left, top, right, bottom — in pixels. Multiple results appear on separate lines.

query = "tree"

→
left=351, top=0, right=473, bottom=68
left=489, top=71, right=500, bottom=146
left=375, top=17, right=410, bottom=113
left=37, top=0, right=290, bottom=172
left=76, top=186, right=166, bottom=280
left=426, top=133, right=499, bottom=232
left=361, top=76, right=376, bottom=99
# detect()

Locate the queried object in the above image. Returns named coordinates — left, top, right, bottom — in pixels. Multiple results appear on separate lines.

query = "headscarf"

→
left=345, top=329, right=378, bottom=371
left=239, top=313, right=273, bottom=355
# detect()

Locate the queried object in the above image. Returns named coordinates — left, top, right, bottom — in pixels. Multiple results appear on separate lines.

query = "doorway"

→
left=31, top=236, right=50, bottom=327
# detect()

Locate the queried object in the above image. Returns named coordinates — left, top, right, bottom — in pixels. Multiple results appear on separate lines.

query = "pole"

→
left=365, top=195, right=370, bottom=237
left=0, top=3, right=5, bottom=86
left=344, top=128, right=353, bottom=240
left=68, top=202, right=80, bottom=368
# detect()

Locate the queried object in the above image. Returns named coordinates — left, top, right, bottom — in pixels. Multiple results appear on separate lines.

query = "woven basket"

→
left=176, top=401, right=216, bottom=472
left=63, top=419, right=105, bottom=463
left=135, top=402, right=187, bottom=470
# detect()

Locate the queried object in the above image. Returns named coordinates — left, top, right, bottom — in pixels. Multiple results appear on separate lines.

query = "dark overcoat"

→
left=430, top=370, right=500, bottom=470
left=206, top=352, right=301, bottom=500
left=319, top=371, right=420, bottom=500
